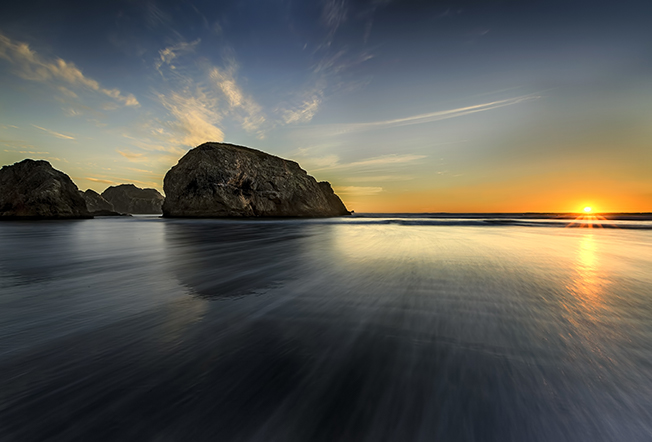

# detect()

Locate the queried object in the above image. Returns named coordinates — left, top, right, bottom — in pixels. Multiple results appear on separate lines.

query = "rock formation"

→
left=101, top=184, right=164, bottom=214
left=162, top=142, right=350, bottom=218
left=0, top=159, right=91, bottom=219
left=81, top=189, right=128, bottom=216
left=82, top=189, right=115, bottom=212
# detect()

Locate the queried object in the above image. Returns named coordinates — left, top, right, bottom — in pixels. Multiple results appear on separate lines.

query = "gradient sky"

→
left=1, top=0, right=651, bottom=212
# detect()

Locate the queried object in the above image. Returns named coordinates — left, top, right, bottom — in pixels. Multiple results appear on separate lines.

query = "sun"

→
left=583, top=207, right=592, bottom=213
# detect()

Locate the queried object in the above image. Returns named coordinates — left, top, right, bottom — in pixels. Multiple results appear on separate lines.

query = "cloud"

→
left=127, top=167, right=154, bottom=174
left=299, top=154, right=340, bottom=169
left=281, top=94, right=322, bottom=124
left=57, top=86, right=78, bottom=98
left=333, top=186, right=383, bottom=195
left=148, top=40, right=227, bottom=150
left=345, top=95, right=539, bottom=132
left=295, top=95, right=539, bottom=140
left=117, top=150, right=146, bottom=160
left=120, top=133, right=186, bottom=156
left=346, top=175, right=414, bottom=182
left=209, top=61, right=266, bottom=137
left=156, top=39, right=201, bottom=72
left=146, top=2, right=173, bottom=29
left=0, top=32, right=139, bottom=106
left=157, top=87, right=225, bottom=147
left=5, top=149, right=49, bottom=155
left=366, top=96, right=538, bottom=128
left=1, top=138, right=37, bottom=150
left=31, top=124, right=75, bottom=140
left=322, top=0, right=348, bottom=41
left=153, top=41, right=266, bottom=139
left=314, top=153, right=426, bottom=171
left=277, top=50, right=372, bottom=126
left=86, top=177, right=116, bottom=184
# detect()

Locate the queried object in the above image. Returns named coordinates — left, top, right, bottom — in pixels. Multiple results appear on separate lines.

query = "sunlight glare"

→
left=583, top=207, right=592, bottom=213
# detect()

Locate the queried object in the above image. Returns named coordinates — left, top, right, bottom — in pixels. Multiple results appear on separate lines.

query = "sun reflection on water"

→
left=568, top=233, right=606, bottom=310
left=561, top=231, right=624, bottom=360
left=578, top=234, right=598, bottom=285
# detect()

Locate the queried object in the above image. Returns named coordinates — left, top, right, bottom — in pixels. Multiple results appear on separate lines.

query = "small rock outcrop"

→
left=81, top=189, right=127, bottom=216
left=0, top=159, right=91, bottom=219
left=101, top=184, right=164, bottom=214
left=82, top=189, right=115, bottom=212
left=162, top=142, right=350, bottom=218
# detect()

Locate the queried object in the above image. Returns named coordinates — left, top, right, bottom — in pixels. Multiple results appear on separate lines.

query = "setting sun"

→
left=583, top=207, right=592, bottom=213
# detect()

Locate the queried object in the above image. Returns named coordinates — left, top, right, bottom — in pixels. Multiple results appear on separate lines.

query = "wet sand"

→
left=1, top=217, right=652, bottom=441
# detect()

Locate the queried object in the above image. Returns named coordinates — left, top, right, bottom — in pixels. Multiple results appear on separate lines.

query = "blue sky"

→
left=1, top=0, right=651, bottom=211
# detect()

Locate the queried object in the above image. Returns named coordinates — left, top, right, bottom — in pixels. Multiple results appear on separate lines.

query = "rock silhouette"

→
left=162, top=142, right=349, bottom=218
left=82, top=189, right=115, bottom=212
left=81, top=190, right=128, bottom=216
left=101, top=184, right=164, bottom=214
left=0, top=159, right=90, bottom=219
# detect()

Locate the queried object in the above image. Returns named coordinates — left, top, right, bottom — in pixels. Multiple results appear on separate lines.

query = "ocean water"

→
left=1, top=215, right=651, bottom=441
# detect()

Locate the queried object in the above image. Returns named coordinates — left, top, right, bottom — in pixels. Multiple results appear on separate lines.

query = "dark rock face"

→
left=82, top=189, right=115, bottom=212
left=101, top=184, right=164, bottom=214
left=162, top=142, right=350, bottom=218
left=0, top=159, right=91, bottom=219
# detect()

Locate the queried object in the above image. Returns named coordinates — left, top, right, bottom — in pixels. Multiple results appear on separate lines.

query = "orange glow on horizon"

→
left=332, top=176, right=650, bottom=213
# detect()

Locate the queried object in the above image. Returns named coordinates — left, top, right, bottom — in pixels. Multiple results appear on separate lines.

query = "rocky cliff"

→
left=101, top=184, right=164, bottom=214
left=162, top=142, right=349, bottom=218
left=0, top=159, right=91, bottom=219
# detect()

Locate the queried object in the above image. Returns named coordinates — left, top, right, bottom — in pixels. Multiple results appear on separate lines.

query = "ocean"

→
left=1, top=214, right=651, bottom=441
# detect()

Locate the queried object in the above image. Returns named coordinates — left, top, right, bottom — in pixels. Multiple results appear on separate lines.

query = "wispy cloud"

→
left=343, top=95, right=540, bottom=132
left=313, top=153, right=426, bottom=171
left=117, top=150, right=146, bottom=160
left=333, top=186, right=383, bottom=195
left=209, top=59, right=266, bottom=137
left=322, top=0, right=348, bottom=43
left=126, top=167, right=154, bottom=174
left=120, top=134, right=186, bottom=157
left=86, top=177, right=116, bottom=185
left=156, top=39, right=201, bottom=72
left=57, top=86, right=78, bottom=98
left=151, top=40, right=266, bottom=143
left=145, top=2, right=173, bottom=29
left=0, top=32, right=139, bottom=106
left=345, top=175, right=414, bottom=183
left=278, top=48, right=373, bottom=126
left=280, top=93, right=322, bottom=124
left=157, top=87, right=225, bottom=147
left=294, top=95, right=539, bottom=140
left=1, top=138, right=36, bottom=150
left=4, top=149, right=49, bottom=155
left=31, top=124, right=75, bottom=140
left=298, top=153, right=340, bottom=169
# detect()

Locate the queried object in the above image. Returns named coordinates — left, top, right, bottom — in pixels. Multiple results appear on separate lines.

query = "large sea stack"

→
left=0, top=159, right=90, bottom=219
left=101, top=184, right=164, bottom=214
left=162, top=142, right=350, bottom=218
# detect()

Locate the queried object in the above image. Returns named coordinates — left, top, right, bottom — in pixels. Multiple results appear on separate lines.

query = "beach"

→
left=1, top=216, right=652, bottom=441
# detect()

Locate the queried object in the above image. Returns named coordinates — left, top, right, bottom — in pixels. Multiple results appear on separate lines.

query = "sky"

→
left=1, top=0, right=651, bottom=213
